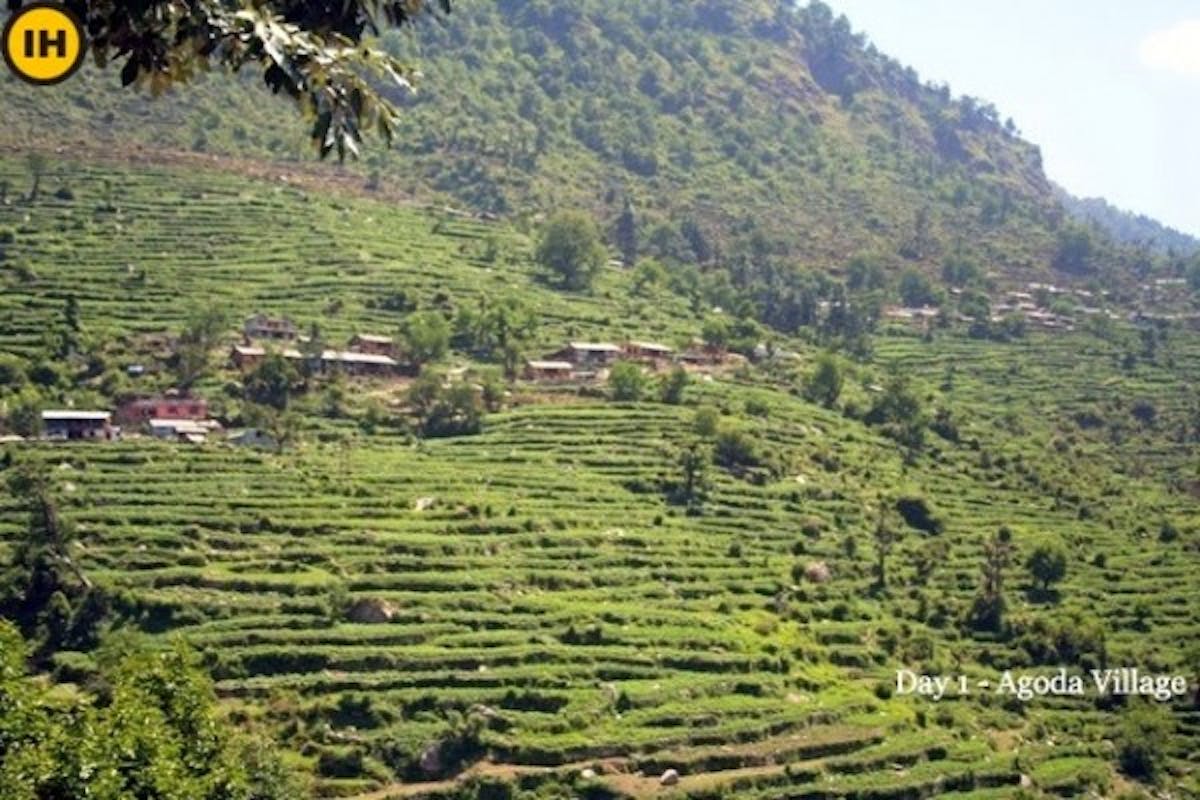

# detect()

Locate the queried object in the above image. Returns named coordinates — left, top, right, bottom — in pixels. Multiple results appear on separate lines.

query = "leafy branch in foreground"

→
left=19, top=0, right=451, bottom=159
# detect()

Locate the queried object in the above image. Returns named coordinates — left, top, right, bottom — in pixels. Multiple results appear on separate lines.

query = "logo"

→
left=3, top=3, right=86, bottom=86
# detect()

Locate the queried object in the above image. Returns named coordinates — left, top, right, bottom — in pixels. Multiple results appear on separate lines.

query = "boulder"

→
left=346, top=598, right=395, bottom=624
left=803, top=561, right=832, bottom=584
left=419, top=743, right=443, bottom=775
left=659, top=768, right=680, bottom=786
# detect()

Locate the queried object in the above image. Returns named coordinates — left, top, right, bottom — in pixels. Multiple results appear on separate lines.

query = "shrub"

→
left=608, top=361, right=649, bottom=401
left=895, top=495, right=943, bottom=534
left=713, top=427, right=759, bottom=471
left=692, top=406, right=720, bottom=438
left=1117, top=701, right=1173, bottom=779
left=659, top=366, right=690, bottom=405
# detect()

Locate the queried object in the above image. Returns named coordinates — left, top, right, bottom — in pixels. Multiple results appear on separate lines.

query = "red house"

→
left=117, top=393, right=208, bottom=426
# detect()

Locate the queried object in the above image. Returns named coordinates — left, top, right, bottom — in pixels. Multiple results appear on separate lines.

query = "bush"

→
left=608, top=361, right=648, bottom=401
left=1117, top=701, right=1173, bottom=779
left=803, top=352, right=843, bottom=408
left=659, top=366, right=690, bottom=404
left=692, top=406, right=720, bottom=438
left=895, top=495, right=943, bottom=534
left=713, top=427, right=759, bottom=471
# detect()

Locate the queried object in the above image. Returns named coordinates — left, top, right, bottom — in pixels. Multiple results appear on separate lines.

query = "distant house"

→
left=126, top=364, right=146, bottom=377
left=244, top=314, right=298, bottom=341
left=227, top=428, right=276, bottom=449
left=42, top=411, right=115, bottom=441
left=150, top=418, right=217, bottom=444
left=623, top=341, right=675, bottom=365
left=231, top=344, right=266, bottom=370
left=117, top=393, right=208, bottom=427
left=524, top=360, right=575, bottom=382
left=678, top=339, right=727, bottom=366
left=349, top=334, right=396, bottom=357
left=557, top=342, right=622, bottom=368
left=321, top=350, right=398, bottom=377
left=231, top=344, right=395, bottom=377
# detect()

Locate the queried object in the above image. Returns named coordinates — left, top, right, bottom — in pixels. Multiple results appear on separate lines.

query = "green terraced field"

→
left=1, top=157, right=1198, bottom=799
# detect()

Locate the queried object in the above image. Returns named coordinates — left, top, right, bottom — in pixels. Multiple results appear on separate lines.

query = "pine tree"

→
left=616, top=197, right=638, bottom=267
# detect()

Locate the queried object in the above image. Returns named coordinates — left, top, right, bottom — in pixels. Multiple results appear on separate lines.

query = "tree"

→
left=615, top=197, right=638, bottom=266
left=453, top=296, right=534, bottom=378
left=1026, top=540, right=1068, bottom=594
left=865, top=374, right=927, bottom=454
left=846, top=254, right=888, bottom=292
left=804, top=352, right=844, bottom=408
left=25, top=152, right=46, bottom=202
left=969, top=526, right=1015, bottom=632
left=61, top=296, right=81, bottom=356
left=536, top=211, right=607, bottom=290
left=0, top=621, right=304, bottom=799
left=669, top=441, right=710, bottom=514
left=898, top=269, right=939, bottom=307
left=176, top=306, right=230, bottom=390
left=28, top=2, right=449, bottom=160
left=243, top=403, right=301, bottom=453
left=2, top=460, right=104, bottom=658
left=872, top=508, right=901, bottom=592
left=713, top=426, right=760, bottom=472
left=693, top=406, right=721, bottom=439
left=609, top=362, right=649, bottom=401
left=701, top=316, right=731, bottom=351
left=1053, top=224, right=1096, bottom=274
left=406, top=373, right=484, bottom=438
left=401, top=311, right=450, bottom=371
left=1117, top=701, right=1173, bottom=780
left=659, top=366, right=690, bottom=405
left=244, top=352, right=301, bottom=410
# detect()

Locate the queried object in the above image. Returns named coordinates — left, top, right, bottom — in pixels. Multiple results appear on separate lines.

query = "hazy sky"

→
left=823, top=0, right=1200, bottom=237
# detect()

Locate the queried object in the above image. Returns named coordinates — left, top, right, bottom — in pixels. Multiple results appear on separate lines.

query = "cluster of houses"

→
left=39, top=391, right=217, bottom=443
left=524, top=339, right=732, bottom=382
left=232, top=315, right=401, bottom=377
left=885, top=276, right=1200, bottom=335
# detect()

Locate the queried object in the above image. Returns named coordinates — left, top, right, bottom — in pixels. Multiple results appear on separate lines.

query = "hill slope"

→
left=1058, top=188, right=1200, bottom=257
left=0, top=0, right=1152, bottom=285
left=0, top=155, right=1198, bottom=798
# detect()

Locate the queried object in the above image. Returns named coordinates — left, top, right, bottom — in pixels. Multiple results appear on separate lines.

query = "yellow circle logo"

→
left=3, top=3, right=86, bottom=86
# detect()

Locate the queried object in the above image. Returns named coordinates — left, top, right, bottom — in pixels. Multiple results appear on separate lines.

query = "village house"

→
left=244, top=314, right=298, bottom=341
left=881, top=306, right=940, bottom=329
left=623, top=341, right=675, bottom=366
left=678, top=338, right=728, bottom=366
left=557, top=342, right=623, bottom=369
left=150, top=419, right=218, bottom=444
left=231, top=344, right=265, bottom=370
left=42, top=411, right=116, bottom=441
left=524, top=359, right=575, bottom=382
left=349, top=334, right=397, bottom=357
left=117, top=392, right=208, bottom=426
left=321, top=350, right=398, bottom=377
left=230, top=344, right=396, bottom=376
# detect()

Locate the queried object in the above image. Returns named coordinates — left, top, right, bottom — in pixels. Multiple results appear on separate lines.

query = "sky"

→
left=823, top=0, right=1200, bottom=237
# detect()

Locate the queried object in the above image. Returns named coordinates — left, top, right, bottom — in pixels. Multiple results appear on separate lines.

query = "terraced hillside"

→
left=0, top=157, right=1198, bottom=800
left=0, top=0, right=1171, bottom=288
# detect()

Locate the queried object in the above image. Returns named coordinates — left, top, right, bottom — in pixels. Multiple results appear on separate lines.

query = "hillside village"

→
left=14, top=264, right=1198, bottom=449
left=0, top=1, right=1198, bottom=797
